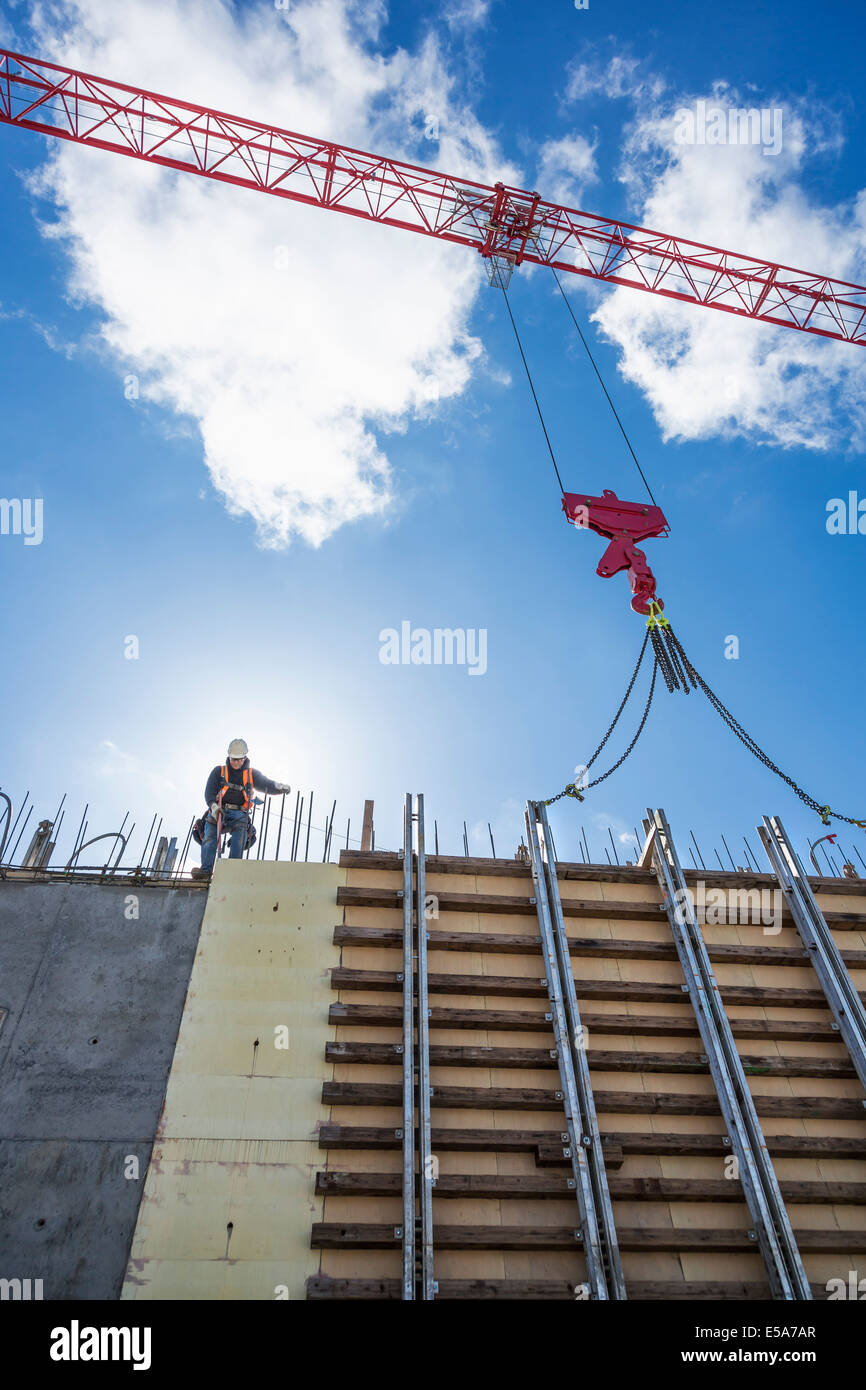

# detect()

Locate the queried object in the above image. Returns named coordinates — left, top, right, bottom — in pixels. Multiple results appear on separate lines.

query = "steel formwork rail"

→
left=536, top=801, right=627, bottom=1299
left=400, top=794, right=415, bottom=1300
left=414, top=794, right=436, bottom=1300
left=2, top=50, right=866, bottom=344
left=399, top=793, right=436, bottom=1300
left=644, top=808, right=811, bottom=1300
left=759, top=815, right=866, bottom=1097
left=525, top=802, right=613, bottom=1298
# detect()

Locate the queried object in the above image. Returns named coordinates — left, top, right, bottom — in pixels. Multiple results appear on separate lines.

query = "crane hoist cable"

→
left=544, top=604, right=866, bottom=830
left=551, top=267, right=658, bottom=507
left=496, top=270, right=566, bottom=497
left=495, top=265, right=669, bottom=614
left=495, top=264, right=662, bottom=509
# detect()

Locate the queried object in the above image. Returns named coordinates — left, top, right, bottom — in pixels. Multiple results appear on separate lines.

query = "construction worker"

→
left=191, top=739, right=290, bottom=878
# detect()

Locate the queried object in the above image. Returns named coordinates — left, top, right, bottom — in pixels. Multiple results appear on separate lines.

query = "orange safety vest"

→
left=218, top=764, right=255, bottom=813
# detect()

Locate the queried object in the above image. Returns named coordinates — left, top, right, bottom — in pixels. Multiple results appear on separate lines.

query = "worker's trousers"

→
left=200, top=808, right=249, bottom=870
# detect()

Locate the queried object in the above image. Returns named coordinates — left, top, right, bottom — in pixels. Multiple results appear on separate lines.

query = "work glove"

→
left=273, top=783, right=291, bottom=794
left=210, top=801, right=221, bottom=819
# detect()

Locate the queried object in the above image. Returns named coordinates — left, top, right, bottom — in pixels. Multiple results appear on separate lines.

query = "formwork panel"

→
left=122, top=861, right=344, bottom=1302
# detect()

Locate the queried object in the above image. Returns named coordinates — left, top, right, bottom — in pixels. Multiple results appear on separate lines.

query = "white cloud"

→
left=565, top=53, right=646, bottom=104
left=581, top=81, right=866, bottom=451
left=0, top=303, right=78, bottom=358
left=23, top=0, right=519, bottom=547
left=536, top=134, right=597, bottom=208
left=588, top=811, right=639, bottom=858
left=443, top=0, right=491, bottom=30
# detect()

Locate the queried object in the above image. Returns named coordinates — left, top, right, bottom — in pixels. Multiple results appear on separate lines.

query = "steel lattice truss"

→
left=2, top=48, right=865, bottom=345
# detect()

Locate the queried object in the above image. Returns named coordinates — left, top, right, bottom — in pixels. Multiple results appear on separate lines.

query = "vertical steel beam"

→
left=525, top=803, right=611, bottom=1299
left=759, top=816, right=866, bottom=1096
left=415, top=794, right=436, bottom=1299
left=400, top=793, right=416, bottom=1300
left=536, top=802, right=627, bottom=1298
left=644, top=808, right=811, bottom=1299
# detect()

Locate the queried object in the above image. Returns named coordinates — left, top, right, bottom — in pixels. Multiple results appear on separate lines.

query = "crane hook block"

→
left=562, top=488, right=670, bottom=615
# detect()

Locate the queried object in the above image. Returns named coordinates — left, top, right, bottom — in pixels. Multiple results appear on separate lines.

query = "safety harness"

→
left=218, top=763, right=255, bottom=813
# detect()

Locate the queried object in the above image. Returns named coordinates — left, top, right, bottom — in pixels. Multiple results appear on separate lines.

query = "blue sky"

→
left=0, top=0, right=864, bottom=872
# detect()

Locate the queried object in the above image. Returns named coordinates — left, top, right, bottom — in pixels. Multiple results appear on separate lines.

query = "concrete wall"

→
left=122, top=859, right=343, bottom=1301
left=0, top=878, right=206, bottom=1299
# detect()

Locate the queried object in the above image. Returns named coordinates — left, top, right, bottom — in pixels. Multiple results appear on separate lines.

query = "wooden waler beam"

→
left=327, top=1000, right=849, bottom=1042
left=316, top=1123, right=866, bottom=1160
left=332, top=922, right=866, bottom=963
left=329, top=963, right=862, bottom=1009
left=335, top=883, right=866, bottom=924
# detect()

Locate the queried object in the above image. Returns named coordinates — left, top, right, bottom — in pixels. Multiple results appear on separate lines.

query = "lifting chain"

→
left=543, top=631, right=658, bottom=805
left=543, top=608, right=865, bottom=830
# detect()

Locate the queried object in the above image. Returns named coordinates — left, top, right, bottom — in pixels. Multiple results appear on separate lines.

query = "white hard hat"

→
left=227, top=738, right=249, bottom=758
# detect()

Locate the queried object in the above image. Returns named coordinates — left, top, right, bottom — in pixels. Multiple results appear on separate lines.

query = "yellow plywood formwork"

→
left=122, top=859, right=344, bottom=1302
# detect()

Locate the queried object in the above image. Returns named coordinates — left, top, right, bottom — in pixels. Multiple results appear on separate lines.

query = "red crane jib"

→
left=562, top=489, right=669, bottom=616
left=1, top=51, right=866, bottom=344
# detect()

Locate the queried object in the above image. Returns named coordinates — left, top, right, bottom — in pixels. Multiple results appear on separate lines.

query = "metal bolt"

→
left=747, top=1230, right=757, bottom=1241
left=555, top=1090, right=563, bottom=1100
left=582, top=1135, right=591, bottom=1147
left=394, top=1227, right=402, bottom=1238
left=529, top=897, right=536, bottom=905
left=561, top=1133, right=569, bottom=1142
left=722, top=1135, right=731, bottom=1146
left=574, top=1230, right=583, bottom=1242
left=396, top=972, right=404, bottom=982
left=567, top=1178, right=576, bottom=1189
left=394, top=1044, right=403, bottom=1054
left=549, top=1049, right=558, bottom=1059
left=563, top=1147, right=572, bottom=1158
left=545, top=1012, right=553, bottom=1022
left=699, top=1054, right=709, bottom=1064
left=540, top=977, right=548, bottom=986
